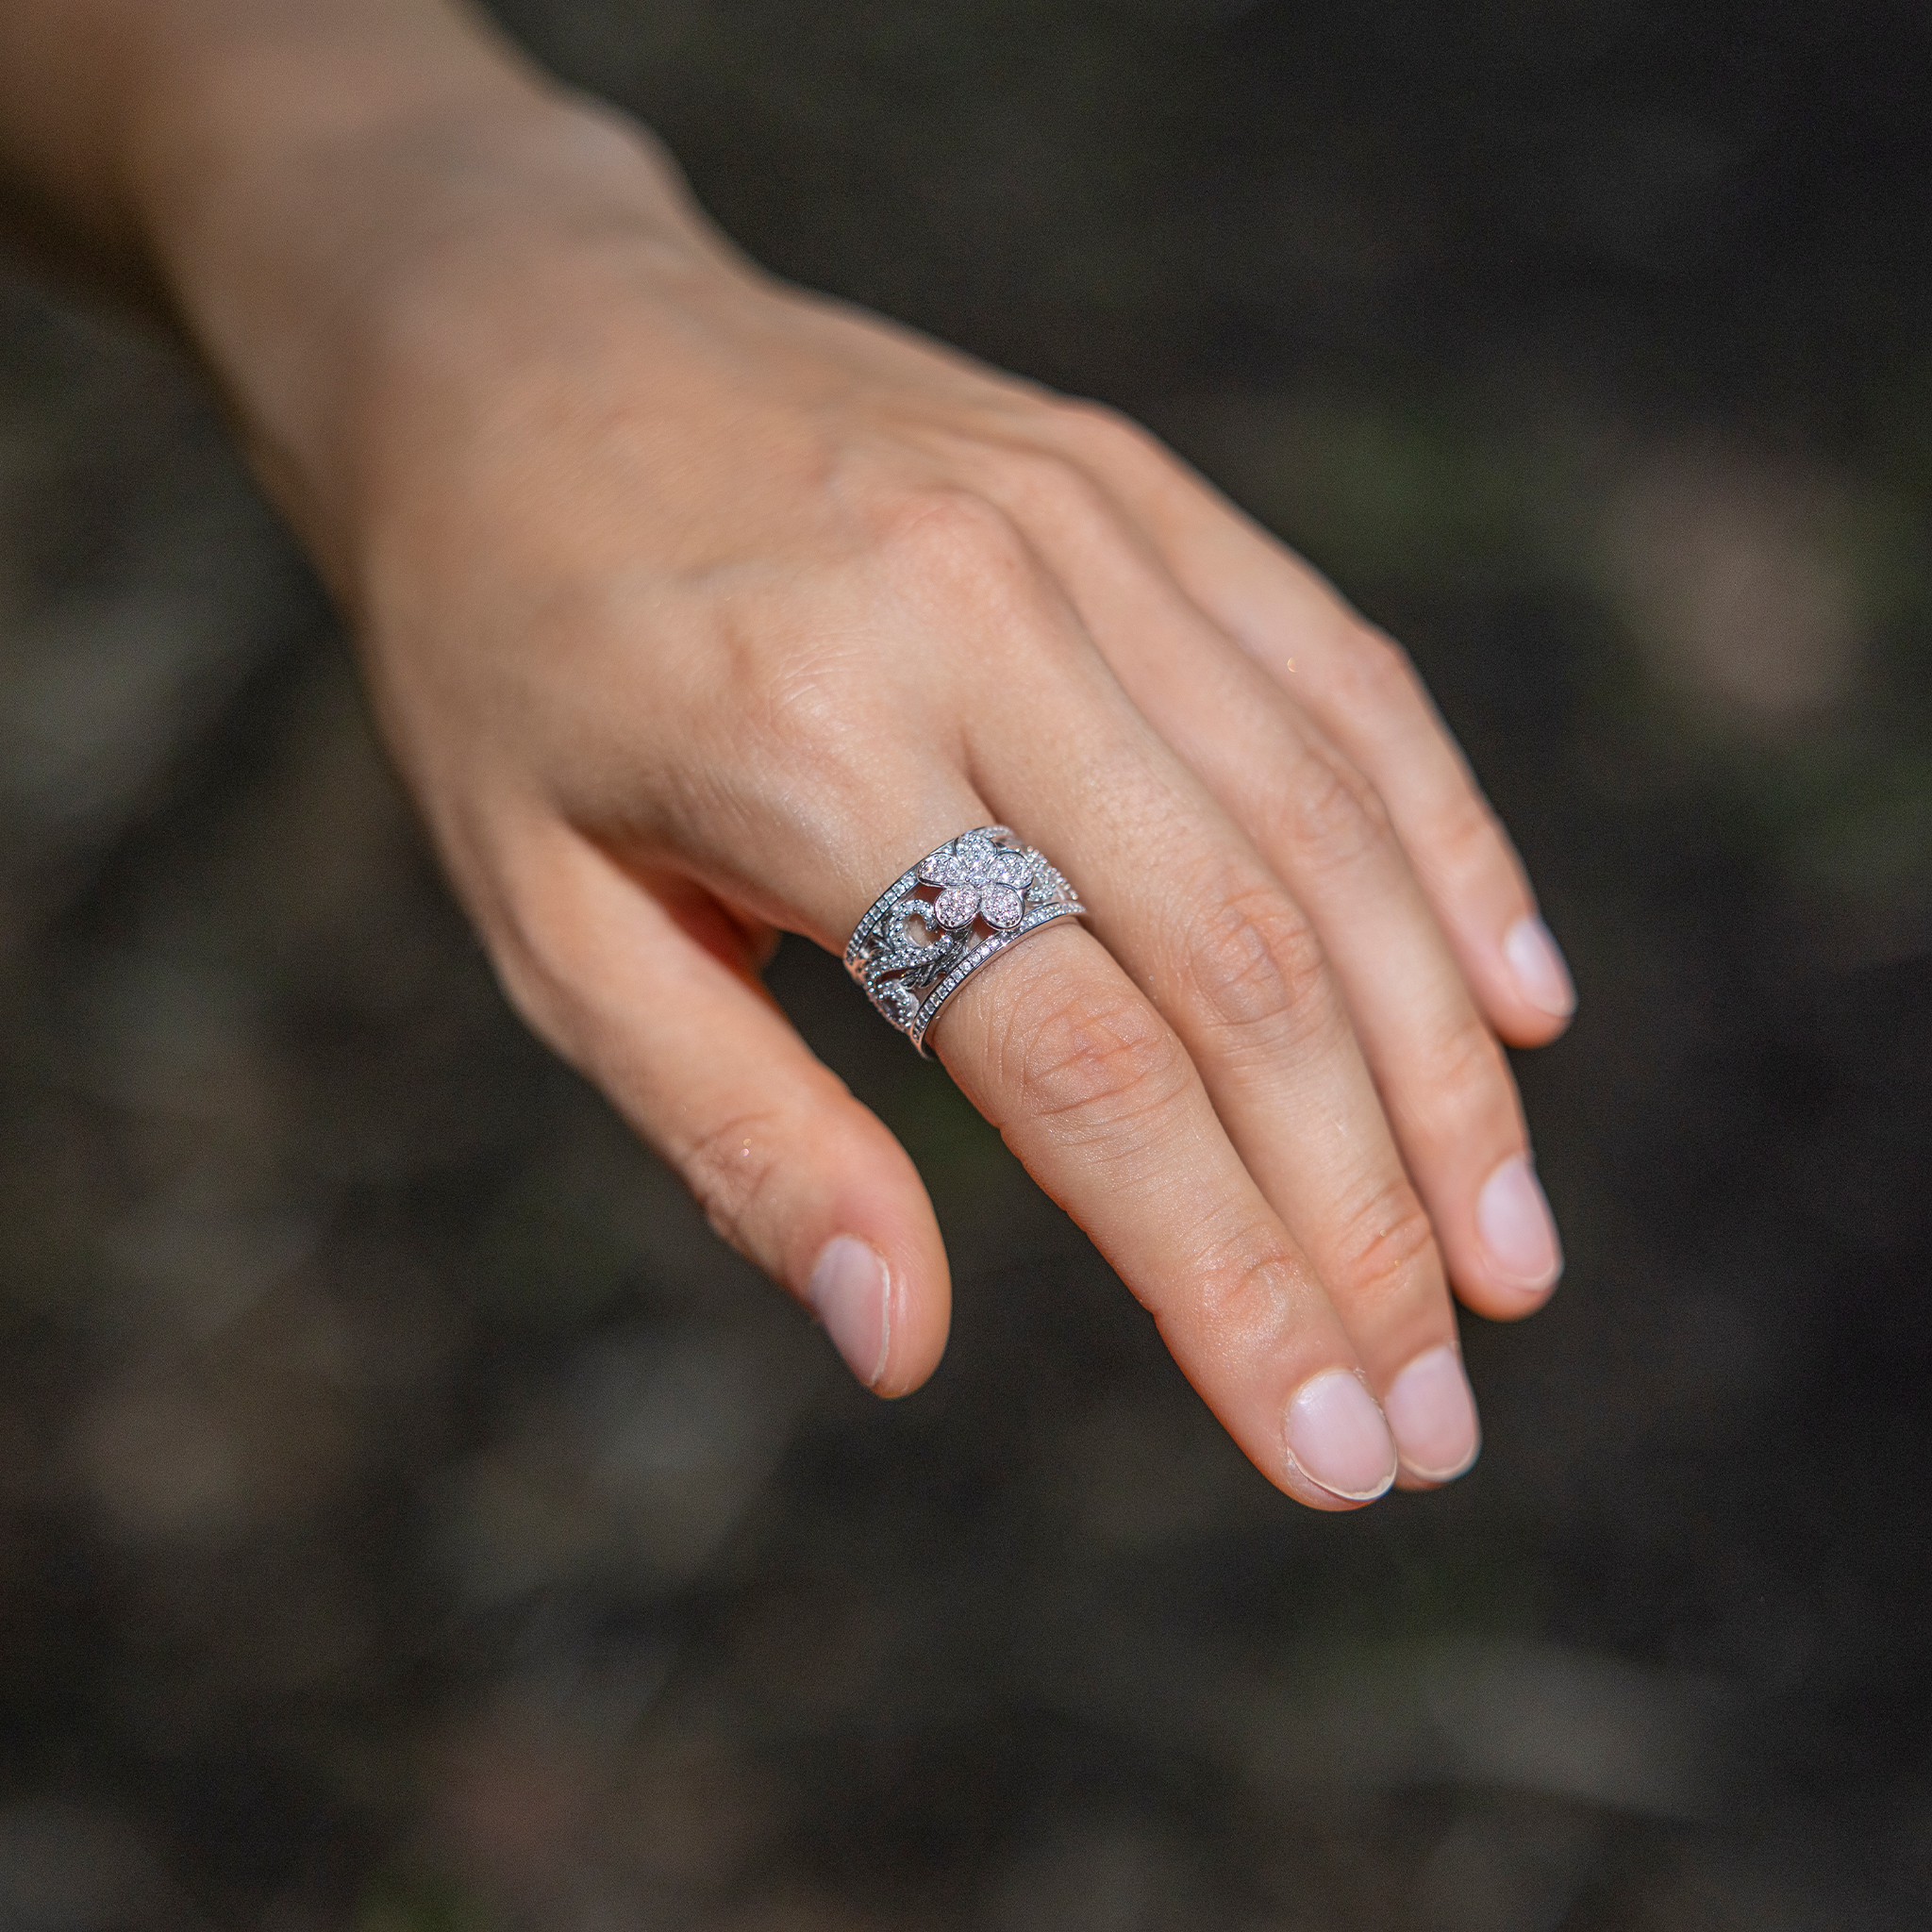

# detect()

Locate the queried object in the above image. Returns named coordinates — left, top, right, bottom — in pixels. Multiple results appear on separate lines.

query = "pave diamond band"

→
left=845, top=826, right=1085, bottom=1054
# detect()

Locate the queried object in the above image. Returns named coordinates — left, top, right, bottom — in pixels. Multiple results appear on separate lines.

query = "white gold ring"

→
left=844, top=825, right=1085, bottom=1054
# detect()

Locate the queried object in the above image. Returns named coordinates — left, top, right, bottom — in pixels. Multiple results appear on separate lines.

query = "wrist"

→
left=120, top=7, right=730, bottom=575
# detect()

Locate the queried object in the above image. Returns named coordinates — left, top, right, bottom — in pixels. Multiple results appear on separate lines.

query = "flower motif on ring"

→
left=918, top=835, right=1032, bottom=932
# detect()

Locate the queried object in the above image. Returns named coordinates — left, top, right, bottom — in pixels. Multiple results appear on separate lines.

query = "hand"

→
left=167, top=86, right=1575, bottom=1509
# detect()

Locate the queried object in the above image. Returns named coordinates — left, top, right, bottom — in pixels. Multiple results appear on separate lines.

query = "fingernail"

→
left=807, top=1236, right=891, bottom=1389
left=1476, top=1154, right=1563, bottom=1292
left=1504, top=914, right=1576, bottom=1019
left=1383, top=1344, right=1481, bottom=1482
left=1285, top=1370, right=1397, bottom=1502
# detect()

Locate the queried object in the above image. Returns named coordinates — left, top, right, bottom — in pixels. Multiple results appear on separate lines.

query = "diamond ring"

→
left=844, top=826, right=1085, bottom=1054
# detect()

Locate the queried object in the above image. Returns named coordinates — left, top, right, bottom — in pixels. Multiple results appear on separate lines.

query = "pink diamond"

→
left=933, top=886, right=980, bottom=930
left=980, top=885, right=1024, bottom=929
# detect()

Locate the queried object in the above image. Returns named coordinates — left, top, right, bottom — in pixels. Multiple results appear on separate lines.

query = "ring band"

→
left=845, top=825, right=1085, bottom=1054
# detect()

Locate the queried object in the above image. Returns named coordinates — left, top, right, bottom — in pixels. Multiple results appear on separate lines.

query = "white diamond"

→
left=980, top=884, right=1024, bottom=929
left=934, top=885, right=979, bottom=929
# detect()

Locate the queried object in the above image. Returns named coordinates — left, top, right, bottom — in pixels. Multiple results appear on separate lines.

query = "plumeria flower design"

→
left=918, top=833, right=1033, bottom=932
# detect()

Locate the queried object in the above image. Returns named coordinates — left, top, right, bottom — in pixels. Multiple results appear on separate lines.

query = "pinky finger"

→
left=483, top=827, right=952, bottom=1395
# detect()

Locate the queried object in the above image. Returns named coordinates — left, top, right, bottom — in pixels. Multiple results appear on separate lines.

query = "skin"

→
left=0, top=0, right=1574, bottom=1508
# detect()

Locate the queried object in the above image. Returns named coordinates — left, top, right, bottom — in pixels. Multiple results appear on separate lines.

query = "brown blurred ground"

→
left=0, top=3, right=1929, bottom=1927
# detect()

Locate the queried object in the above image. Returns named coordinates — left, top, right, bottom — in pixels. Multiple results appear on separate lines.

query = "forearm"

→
left=0, top=0, right=720, bottom=570
left=0, top=1, right=523, bottom=287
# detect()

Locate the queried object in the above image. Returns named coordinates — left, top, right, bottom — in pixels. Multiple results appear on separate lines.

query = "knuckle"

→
left=676, top=1108, right=791, bottom=1259
left=999, top=975, right=1192, bottom=1148
left=1266, top=743, right=1393, bottom=876
left=1399, top=1014, right=1513, bottom=1152
left=1181, top=876, right=1339, bottom=1049
left=749, top=634, right=879, bottom=759
left=1050, top=397, right=1166, bottom=474
left=1341, top=624, right=1424, bottom=709
left=874, top=486, right=1035, bottom=599
left=1429, top=791, right=1509, bottom=888
left=1185, top=1224, right=1307, bottom=1338
left=995, top=444, right=1113, bottom=530
left=1327, top=1171, right=1439, bottom=1314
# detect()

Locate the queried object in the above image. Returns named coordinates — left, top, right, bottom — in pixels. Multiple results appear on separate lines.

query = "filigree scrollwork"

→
left=844, top=826, right=1084, bottom=1053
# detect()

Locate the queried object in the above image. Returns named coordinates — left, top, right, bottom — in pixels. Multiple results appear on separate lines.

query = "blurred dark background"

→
left=1, top=2, right=1929, bottom=1926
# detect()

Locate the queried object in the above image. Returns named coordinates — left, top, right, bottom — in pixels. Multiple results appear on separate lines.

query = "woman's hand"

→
left=34, top=5, right=1575, bottom=1508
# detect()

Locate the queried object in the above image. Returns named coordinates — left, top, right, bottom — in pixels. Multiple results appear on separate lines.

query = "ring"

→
left=845, top=825, right=1085, bottom=1054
